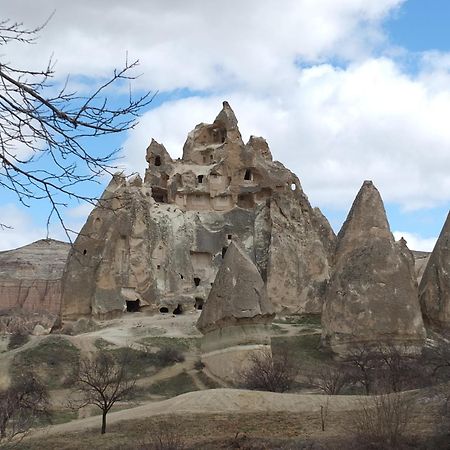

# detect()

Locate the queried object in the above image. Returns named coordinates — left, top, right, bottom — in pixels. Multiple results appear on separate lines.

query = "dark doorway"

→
left=126, top=299, right=141, bottom=312
left=194, top=298, right=204, bottom=310
left=222, top=247, right=227, bottom=258
left=194, top=277, right=201, bottom=287
left=173, top=304, right=183, bottom=315
left=159, top=307, right=169, bottom=313
left=244, top=169, right=252, bottom=180
left=197, top=175, right=204, bottom=184
left=155, top=155, right=161, bottom=166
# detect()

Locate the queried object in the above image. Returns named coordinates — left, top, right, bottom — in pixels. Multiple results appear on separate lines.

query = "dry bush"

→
left=156, top=347, right=185, bottom=366
left=350, top=391, right=414, bottom=449
left=308, top=364, right=353, bottom=395
left=7, top=330, right=29, bottom=351
left=139, top=420, right=185, bottom=450
left=239, top=348, right=297, bottom=393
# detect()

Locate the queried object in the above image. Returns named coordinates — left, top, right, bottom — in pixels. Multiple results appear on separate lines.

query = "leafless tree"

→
left=344, top=344, right=379, bottom=395
left=239, top=348, right=297, bottom=393
left=70, top=351, right=137, bottom=434
left=0, top=18, right=152, bottom=236
left=308, top=364, right=353, bottom=395
left=0, top=371, right=50, bottom=444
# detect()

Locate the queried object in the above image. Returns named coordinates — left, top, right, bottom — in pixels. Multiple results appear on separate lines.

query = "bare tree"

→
left=70, top=351, right=136, bottom=434
left=0, top=18, right=152, bottom=235
left=239, top=348, right=297, bottom=393
left=0, top=371, right=50, bottom=443
left=308, top=364, right=353, bottom=395
left=344, top=344, right=379, bottom=395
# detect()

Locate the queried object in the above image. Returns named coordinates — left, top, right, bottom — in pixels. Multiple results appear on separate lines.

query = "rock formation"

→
left=321, top=181, right=426, bottom=355
left=0, top=239, right=69, bottom=315
left=196, top=240, right=274, bottom=382
left=61, top=102, right=335, bottom=320
left=419, top=212, right=450, bottom=327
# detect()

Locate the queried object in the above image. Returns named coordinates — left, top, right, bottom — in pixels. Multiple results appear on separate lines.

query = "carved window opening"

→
left=157, top=264, right=161, bottom=270
left=159, top=307, right=169, bottom=314
left=195, top=298, right=204, bottom=310
left=244, top=169, right=252, bottom=181
left=291, top=183, right=297, bottom=191
left=154, top=155, right=161, bottom=166
left=227, top=234, right=232, bottom=240
left=126, top=299, right=141, bottom=313
left=194, top=277, right=201, bottom=287
left=173, top=304, right=183, bottom=315
left=83, top=249, right=87, bottom=255
left=210, top=154, right=214, bottom=162
left=152, top=188, right=167, bottom=203
left=197, top=175, right=204, bottom=184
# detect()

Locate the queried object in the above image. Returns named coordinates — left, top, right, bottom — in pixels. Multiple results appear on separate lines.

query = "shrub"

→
left=7, top=331, right=29, bottom=351
left=239, top=348, right=297, bottom=393
left=350, top=392, right=414, bottom=449
left=156, top=347, right=185, bottom=366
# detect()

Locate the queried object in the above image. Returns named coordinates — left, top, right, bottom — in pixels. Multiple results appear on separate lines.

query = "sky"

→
left=0, top=0, right=449, bottom=252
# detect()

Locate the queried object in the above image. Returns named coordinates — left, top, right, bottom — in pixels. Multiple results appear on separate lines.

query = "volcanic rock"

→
left=196, top=240, right=274, bottom=382
left=321, top=181, right=426, bottom=355
left=419, top=212, right=450, bottom=327
left=61, top=102, right=334, bottom=320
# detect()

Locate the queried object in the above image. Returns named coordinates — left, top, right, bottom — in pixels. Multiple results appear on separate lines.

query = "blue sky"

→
left=0, top=0, right=449, bottom=251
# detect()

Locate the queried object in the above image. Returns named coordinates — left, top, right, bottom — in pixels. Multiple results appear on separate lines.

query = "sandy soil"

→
left=31, top=388, right=362, bottom=437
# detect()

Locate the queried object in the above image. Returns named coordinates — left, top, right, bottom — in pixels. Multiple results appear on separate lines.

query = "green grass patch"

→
left=270, top=324, right=289, bottom=335
left=147, top=371, right=198, bottom=398
left=7, top=332, right=30, bottom=350
left=273, top=314, right=322, bottom=327
left=271, top=334, right=332, bottom=365
left=10, top=336, right=80, bottom=389
left=196, top=371, right=221, bottom=389
left=139, top=336, right=201, bottom=352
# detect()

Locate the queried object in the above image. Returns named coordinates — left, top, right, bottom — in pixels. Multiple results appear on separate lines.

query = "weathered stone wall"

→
left=0, top=239, right=69, bottom=315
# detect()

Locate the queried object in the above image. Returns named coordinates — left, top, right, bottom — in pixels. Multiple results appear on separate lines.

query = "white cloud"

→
left=0, top=205, right=46, bottom=251
left=2, top=0, right=404, bottom=92
left=123, top=57, right=450, bottom=212
left=393, top=231, right=437, bottom=252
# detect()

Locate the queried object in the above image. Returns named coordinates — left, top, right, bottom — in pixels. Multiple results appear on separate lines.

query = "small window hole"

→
left=159, top=307, right=169, bottom=314
left=197, top=175, right=204, bottom=184
left=155, top=156, right=161, bottom=166
left=194, top=277, right=201, bottom=287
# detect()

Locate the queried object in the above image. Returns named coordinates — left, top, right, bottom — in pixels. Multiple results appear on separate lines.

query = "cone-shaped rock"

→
left=196, top=240, right=274, bottom=382
left=419, top=212, right=450, bottom=327
left=321, top=181, right=425, bottom=355
left=197, top=241, right=275, bottom=333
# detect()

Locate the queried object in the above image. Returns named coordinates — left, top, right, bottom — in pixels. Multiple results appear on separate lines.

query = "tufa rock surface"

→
left=419, top=212, right=450, bottom=327
left=0, top=239, right=69, bottom=315
left=61, top=102, right=335, bottom=320
left=196, top=240, right=274, bottom=382
left=321, top=181, right=426, bottom=355
left=196, top=240, right=275, bottom=333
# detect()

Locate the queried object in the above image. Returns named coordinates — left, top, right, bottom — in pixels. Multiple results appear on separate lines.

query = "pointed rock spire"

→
left=336, top=180, right=391, bottom=258
left=321, top=181, right=425, bottom=355
left=419, top=211, right=450, bottom=327
left=196, top=241, right=275, bottom=334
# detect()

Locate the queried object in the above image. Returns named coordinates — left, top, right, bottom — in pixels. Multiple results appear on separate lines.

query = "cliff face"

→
left=0, top=239, right=70, bottom=315
left=61, top=102, right=335, bottom=320
left=321, top=181, right=426, bottom=355
left=419, top=212, right=450, bottom=327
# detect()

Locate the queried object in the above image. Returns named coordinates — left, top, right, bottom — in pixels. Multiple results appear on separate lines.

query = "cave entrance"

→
left=173, top=304, right=183, bottom=315
left=126, top=299, right=141, bottom=312
left=159, top=307, right=169, bottom=313
left=194, top=298, right=204, bottom=310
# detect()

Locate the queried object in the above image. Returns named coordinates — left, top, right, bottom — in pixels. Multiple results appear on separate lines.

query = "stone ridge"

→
left=321, top=180, right=426, bottom=355
left=196, top=240, right=275, bottom=334
left=419, top=211, right=450, bottom=327
left=0, top=239, right=70, bottom=315
left=61, top=101, right=335, bottom=319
